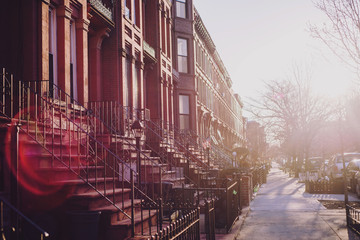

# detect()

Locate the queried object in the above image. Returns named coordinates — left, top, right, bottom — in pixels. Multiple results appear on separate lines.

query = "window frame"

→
left=179, top=94, right=190, bottom=129
left=176, top=0, right=186, bottom=18
left=125, top=0, right=131, bottom=19
left=177, top=38, right=188, bottom=73
left=49, top=7, right=58, bottom=96
left=70, top=19, right=78, bottom=101
left=124, top=44, right=132, bottom=107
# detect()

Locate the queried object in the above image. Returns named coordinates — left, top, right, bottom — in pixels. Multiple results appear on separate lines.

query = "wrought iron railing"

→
left=347, top=204, right=360, bottom=236
left=169, top=178, right=241, bottom=233
left=148, top=207, right=200, bottom=240
left=172, top=126, right=234, bottom=169
left=144, top=119, right=209, bottom=168
left=1, top=68, right=161, bottom=237
left=0, top=196, right=49, bottom=240
left=88, top=101, right=169, bottom=198
left=305, top=179, right=344, bottom=194
left=88, top=101, right=204, bottom=187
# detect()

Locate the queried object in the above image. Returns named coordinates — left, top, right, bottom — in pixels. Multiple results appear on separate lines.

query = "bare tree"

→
left=310, top=0, right=360, bottom=73
left=246, top=68, right=334, bottom=170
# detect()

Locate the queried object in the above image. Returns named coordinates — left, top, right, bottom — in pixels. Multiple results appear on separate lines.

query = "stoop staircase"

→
left=143, top=119, right=213, bottom=188
left=0, top=68, right=162, bottom=240
left=88, top=103, right=187, bottom=191
left=88, top=102, right=215, bottom=192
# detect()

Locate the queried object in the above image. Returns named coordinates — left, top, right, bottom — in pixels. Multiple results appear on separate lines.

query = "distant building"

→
left=247, top=121, right=267, bottom=162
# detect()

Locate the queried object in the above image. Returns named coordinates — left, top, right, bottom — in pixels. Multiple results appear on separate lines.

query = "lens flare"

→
left=4, top=107, right=81, bottom=208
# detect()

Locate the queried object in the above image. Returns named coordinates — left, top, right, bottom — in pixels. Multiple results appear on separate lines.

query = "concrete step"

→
left=104, top=210, right=158, bottom=240
left=68, top=187, right=132, bottom=209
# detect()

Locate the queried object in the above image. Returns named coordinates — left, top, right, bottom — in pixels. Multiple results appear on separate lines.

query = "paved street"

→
left=235, top=163, right=360, bottom=240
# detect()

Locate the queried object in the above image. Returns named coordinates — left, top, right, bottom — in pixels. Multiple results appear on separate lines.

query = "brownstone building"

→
left=144, top=0, right=173, bottom=132
left=172, top=0, right=245, bottom=156
left=0, top=0, right=247, bottom=239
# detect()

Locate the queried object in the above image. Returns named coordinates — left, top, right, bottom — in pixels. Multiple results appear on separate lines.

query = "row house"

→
left=0, top=0, right=246, bottom=239
left=172, top=1, right=245, bottom=155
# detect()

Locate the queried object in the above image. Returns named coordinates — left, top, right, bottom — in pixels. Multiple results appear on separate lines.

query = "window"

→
left=177, top=38, right=188, bottom=73
left=70, top=20, right=78, bottom=101
left=134, top=52, right=140, bottom=109
left=163, top=72, right=168, bottom=122
left=179, top=95, right=190, bottom=129
left=161, top=5, right=166, bottom=53
left=125, top=0, right=131, bottom=19
left=166, top=8, right=171, bottom=57
left=49, top=7, right=58, bottom=96
left=176, top=0, right=186, bottom=18
left=134, top=0, right=140, bottom=27
left=124, top=45, right=132, bottom=107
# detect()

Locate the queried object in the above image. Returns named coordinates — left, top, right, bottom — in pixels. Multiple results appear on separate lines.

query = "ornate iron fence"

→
left=347, top=204, right=360, bottom=236
left=148, top=207, right=200, bottom=240
left=305, top=180, right=344, bottom=194
left=168, top=178, right=241, bottom=233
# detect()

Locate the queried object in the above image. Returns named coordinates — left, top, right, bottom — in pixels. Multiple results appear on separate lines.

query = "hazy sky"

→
left=194, top=0, right=358, bottom=103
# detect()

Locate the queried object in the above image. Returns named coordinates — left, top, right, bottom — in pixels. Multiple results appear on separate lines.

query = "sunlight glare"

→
left=310, top=68, right=354, bottom=98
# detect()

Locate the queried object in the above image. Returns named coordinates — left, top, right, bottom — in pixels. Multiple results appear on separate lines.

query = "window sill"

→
left=133, top=24, right=141, bottom=34
left=124, top=15, right=133, bottom=25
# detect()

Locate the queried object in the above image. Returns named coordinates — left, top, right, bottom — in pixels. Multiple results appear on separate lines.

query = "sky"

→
left=194, top=0, right=359, bottom=106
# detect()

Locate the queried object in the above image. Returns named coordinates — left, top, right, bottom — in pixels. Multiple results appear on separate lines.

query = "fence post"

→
left=158, top=198, right=163, bottom=231
left=196, top=207, right=200, bottom=240
left=205, top=200, right=215, bottom=240
left=226, top=181, right=230, bottom=233
left=205, top=200, right=209, bottom=240
left=237, top=174, right=242, bottom=213
left=130, top=171, right=135, bottom=237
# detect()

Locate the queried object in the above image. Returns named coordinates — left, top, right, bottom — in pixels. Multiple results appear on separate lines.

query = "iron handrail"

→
left=0, top=196, right=49, bottom=238
left=170, top=125, right=234, bottom=168
left=15, top=80, right=135, bottom=219
left=50, top=84, right=160, bottom=207
left=143, top=118, right=210, bottom=169
left=131, top=113, right=204, bottom=186
left=88, top=101, right=206, bottom=186
left=88, top=101, right=192, bottom=181
left=47, top=85, right=161, bottom=236
left=0, top=69, right=160, bottom=236
left=87, top=102, right=166, bottom=174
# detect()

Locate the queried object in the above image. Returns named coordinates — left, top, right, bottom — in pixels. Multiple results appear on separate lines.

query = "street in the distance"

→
left=235, top=163, right=360, bottom=240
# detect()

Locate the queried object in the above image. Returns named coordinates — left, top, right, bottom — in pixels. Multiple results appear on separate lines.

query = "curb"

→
left=233, top=206, right=251, bottom=240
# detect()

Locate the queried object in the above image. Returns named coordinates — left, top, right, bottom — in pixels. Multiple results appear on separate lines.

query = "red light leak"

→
left=4, top=107, right=82, bottom=208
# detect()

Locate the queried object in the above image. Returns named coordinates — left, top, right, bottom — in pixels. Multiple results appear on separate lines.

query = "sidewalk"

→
left=233, top=163, right=360, bottom=240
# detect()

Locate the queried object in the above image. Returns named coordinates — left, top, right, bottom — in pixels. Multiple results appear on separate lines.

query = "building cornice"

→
left=194, top=8, right=215, bottom=54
